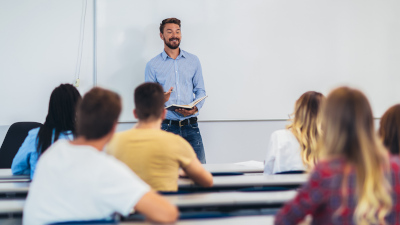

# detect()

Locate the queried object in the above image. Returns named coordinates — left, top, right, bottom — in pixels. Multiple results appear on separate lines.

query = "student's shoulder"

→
left=271, top=129, right=296, bottom=142
left=18, top=127, right=41, bottom=153
left=158, top=130, right=192, bottom=147
left=25, top=127, right=40, bottom=139
left=312, top=158, right=345, bottom=179
left=96, top=152, right=144, bottom=180
left=272, top=129, right=292, bottom=136
left=111, top=129, right=134, bottom=142
left=389, top=156, right=400, bottom=172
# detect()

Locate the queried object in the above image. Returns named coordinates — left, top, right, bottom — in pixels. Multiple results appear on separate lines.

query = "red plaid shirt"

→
left=275, top=156, right=400, bottom=225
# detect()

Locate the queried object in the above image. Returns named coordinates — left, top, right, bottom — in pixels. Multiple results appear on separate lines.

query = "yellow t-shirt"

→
left=106, top=128, right=196, bottom=192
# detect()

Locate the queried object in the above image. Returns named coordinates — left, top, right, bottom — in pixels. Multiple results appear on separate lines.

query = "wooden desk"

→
left=0, top=169, right=30, bottom=183
left=179, top=174, right=308, bottom=191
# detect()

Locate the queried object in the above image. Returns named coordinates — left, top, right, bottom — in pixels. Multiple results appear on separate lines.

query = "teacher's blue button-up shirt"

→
left=145, top=49, right=206, bottom=120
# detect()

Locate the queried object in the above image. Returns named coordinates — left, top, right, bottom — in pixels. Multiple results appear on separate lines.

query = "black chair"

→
left=0, top=122, right=42, bottom=168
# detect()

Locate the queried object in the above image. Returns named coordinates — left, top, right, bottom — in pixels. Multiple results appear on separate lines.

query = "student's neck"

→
left=135, top=119, right=162, bottom=130
left=70, top=137, right=107, bottom=152
left=164, top=47, right=180, bottom=60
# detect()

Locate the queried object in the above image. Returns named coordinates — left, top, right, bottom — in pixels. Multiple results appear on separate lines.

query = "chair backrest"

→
left=0, top=122, right=42, bottom=168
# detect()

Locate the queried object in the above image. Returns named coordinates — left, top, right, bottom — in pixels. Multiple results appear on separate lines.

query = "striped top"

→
left=145, top=49, right=206, bottom=120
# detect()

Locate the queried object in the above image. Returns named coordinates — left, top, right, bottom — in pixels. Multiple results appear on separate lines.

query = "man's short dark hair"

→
left=134, top=83, right=164, bottom=121
left=76, top=87, right=121, bottom=140
left=160, top=18, right=181, bottom=34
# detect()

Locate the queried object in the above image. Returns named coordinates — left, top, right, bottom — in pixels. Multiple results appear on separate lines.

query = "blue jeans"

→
left=161, top=122, right=206, bottom=164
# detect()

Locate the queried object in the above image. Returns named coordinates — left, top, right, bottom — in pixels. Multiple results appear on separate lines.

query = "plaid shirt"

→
left=275, top=157, right=400, bottom=225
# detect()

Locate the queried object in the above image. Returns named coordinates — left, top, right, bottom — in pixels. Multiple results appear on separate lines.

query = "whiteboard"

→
left=0, top=0, right=94, bottom=126
left=99, top=0, right=400, bottom=121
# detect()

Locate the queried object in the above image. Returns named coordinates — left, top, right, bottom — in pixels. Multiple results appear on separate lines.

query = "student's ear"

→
left=160, top=32, right=164, bottom=40
left=133, top=109, right=139, bottom=119
left=161, top=109, right=167, bottom=120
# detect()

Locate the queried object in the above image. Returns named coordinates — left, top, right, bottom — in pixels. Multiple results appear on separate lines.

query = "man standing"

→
left=145, top=18, right=207, bottom=163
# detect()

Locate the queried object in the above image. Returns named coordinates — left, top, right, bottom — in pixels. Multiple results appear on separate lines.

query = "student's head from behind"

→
left=321, top=86, right=391, bottom=224
left=134, top=82, right=165, bottom=122
left=76, top=87, right=121, bottom=141
left=379, top=104, right=400, bottom=155
left=159, top=18, right=181, bottom=50
left=287, top=91, right=325, bottom=168
left=38, top=84, right=81, bottom=154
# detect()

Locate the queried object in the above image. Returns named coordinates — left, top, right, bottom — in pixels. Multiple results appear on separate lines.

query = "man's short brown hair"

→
left=159, top=18, right=181, bottom=34
left=134, top=83, right=164, bottom=121
left=76, top=87, right=121, bottom=140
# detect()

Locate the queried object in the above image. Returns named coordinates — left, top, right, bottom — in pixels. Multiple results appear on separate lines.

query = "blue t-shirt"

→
left=11, top=127, right=73, bottom=179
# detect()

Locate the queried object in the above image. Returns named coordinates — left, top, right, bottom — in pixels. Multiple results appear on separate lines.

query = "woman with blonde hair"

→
left=264, top=91, right=324, bottom=174
left=275, top=87, right=400, bottom=225
left=379, top=104, right=400, bottom=155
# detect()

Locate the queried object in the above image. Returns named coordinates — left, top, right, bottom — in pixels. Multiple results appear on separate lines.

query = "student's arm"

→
left=11, top=135, right=36, bottom=176
left=134, top=191, right=179, bottom=223
left=183, top=158, right=213, bottom=187
left=274, top=164, right=329, bottom=225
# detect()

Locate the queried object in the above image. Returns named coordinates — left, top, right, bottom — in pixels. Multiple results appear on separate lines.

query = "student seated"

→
left=12, top=84, right=81, bottom=179
left=275, top=87, right=400, bottom=224
left=23, top=87, right=178, bottom=225
left=107, top=83, right=213, bottom=192
left=264, top=91, right=324, bottom=174
left=379, top=104, right=400, bottom=155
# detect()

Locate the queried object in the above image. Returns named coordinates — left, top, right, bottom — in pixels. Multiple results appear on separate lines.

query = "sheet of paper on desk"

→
left=234, top=160, right=264, bottom=169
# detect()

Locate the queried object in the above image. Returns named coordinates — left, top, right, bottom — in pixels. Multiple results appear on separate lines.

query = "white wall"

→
left=0, top=0, right=94, bottom=126
left=96, top=0, right=400, bottom=122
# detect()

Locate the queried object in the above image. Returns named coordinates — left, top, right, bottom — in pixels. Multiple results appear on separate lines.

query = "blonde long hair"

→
left=287, top=91, right=324, bottom=169
left=321, top=87, right=391, bottom=225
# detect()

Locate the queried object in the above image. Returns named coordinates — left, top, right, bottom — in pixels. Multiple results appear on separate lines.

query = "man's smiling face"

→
left=160, top=23, right=181, bottom=50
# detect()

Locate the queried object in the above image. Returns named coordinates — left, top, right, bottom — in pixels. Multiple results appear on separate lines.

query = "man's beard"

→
left=164, top=38, right=180, bottom=49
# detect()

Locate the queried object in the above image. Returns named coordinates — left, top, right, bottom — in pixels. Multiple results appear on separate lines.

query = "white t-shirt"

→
left=263, top=129, right=306, bottom=174
left=23, top=140, right=150, bottom=225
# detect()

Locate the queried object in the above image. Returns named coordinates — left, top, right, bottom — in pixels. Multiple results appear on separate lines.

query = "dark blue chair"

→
left=0, top=122, right=42, bottom=168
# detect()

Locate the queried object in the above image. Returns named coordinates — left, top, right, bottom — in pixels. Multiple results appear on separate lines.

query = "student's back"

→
left=24, top=140, right=150, bottom=225
left=264, top=91, right=324, bottom=174
left=275, top=157, right=400, bottom=224
left=107, top=83, right=212, bottom=192
left=107, top=128, right=195, bottom=191
left=11, top=84, right=81, bottom=179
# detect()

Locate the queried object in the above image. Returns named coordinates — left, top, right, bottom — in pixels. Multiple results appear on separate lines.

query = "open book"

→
left=165, top=96, right=208, bottom=111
